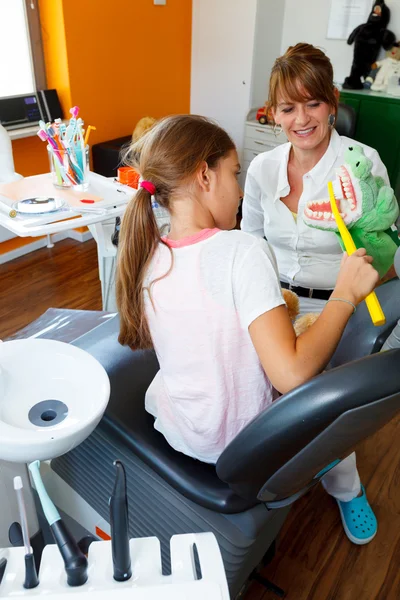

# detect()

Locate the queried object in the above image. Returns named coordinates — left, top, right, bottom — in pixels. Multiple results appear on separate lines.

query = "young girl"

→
left=116, top=114, right=379, bottom=544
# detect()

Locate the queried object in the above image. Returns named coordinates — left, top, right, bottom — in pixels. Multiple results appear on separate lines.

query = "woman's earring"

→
left=328, top=113, right=336, bottom=128
left=273, top=123, right=283, bottom=137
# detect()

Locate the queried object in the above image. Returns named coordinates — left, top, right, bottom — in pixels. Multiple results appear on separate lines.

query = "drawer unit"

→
left=244, top=123, right=286, bottom=144
left=244, top=139, right=280, bottom=154
left=242, top=118, right=287, bottom=182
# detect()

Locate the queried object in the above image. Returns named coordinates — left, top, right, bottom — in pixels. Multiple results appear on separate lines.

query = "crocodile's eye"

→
left=349, top=147, right=353, bottom=151
left=356, top=161, right=360, bottom=167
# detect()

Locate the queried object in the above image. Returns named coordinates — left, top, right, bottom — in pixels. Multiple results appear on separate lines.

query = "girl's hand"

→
left=334, top=248, right=379, bottom=306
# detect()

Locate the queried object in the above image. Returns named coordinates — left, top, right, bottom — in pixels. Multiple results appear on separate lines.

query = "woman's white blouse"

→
left=241, top=129, right=390, bottom=290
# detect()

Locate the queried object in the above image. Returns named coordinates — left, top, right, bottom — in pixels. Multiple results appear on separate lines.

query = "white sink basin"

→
left=0, top=339, right=110, bottom=462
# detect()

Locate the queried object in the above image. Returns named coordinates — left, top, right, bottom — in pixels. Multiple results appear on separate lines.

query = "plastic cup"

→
left=48, top=144, right=89, bottom=191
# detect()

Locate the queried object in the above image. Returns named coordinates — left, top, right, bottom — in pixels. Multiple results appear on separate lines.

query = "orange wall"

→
left=12, top=0, right=192, bottom=176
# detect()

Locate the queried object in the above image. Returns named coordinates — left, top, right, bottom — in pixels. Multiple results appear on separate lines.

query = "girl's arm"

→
left=249, top=250, right=379, bottom=394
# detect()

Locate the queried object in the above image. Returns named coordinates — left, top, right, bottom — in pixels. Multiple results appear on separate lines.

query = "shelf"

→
left=7, top=123, right=40, bottom=141
left=7, top=120, right=69, bottom=141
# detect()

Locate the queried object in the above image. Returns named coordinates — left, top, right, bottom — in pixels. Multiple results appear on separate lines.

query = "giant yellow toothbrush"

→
left=328, top=181, right=385, bottom=326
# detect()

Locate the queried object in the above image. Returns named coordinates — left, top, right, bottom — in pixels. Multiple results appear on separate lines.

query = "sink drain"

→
left=28, top=400, right=68, bottom=427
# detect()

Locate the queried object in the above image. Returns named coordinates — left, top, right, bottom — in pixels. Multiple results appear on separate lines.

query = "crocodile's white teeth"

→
left=304, top=199, right=337, bottom=223
left=337, top=167, right=358, bottom=214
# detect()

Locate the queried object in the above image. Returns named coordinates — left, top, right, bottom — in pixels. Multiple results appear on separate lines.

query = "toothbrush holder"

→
left=47, top=144, right=90, bottom=192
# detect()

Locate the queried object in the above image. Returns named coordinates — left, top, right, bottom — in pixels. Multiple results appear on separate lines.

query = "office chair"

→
left=335, top=103, right=357, bottom=138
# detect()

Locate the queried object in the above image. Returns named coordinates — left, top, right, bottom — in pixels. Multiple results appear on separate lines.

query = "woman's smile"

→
left=292, top=126, right=317, bottom=138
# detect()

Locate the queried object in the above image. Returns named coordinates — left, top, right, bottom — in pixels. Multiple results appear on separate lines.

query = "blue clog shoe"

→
left=336, top=485, right=377, bottom=545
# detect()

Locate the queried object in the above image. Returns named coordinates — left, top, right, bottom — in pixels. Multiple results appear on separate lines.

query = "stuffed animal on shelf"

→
left=370, top=42, right=400, bottom=91
left=303, top=145, right=400, bottom=279
left=343, top=0, right=396, bottom=90
left=363, top=64, right=380, bottom=89
left=282, top=288, right=319, bottom=336
left=363, top=42, right=400, bottom=89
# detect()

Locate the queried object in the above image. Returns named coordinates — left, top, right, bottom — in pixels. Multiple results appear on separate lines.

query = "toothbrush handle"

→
left=28, top=461, right=60, bottom=526
left=365, top=291, right=386, bottom=326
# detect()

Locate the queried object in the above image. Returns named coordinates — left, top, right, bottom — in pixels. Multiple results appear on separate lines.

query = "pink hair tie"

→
left=140, top=180, right=156, bottom=195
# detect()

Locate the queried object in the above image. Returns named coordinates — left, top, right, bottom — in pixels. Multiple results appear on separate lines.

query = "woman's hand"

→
left=333, top=248, right=379, bottom=306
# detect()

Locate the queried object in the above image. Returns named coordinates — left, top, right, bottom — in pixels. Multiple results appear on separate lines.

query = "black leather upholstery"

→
left=335, top=103, right=357, bottom=138
left=92, top=135, right=131, bottom=178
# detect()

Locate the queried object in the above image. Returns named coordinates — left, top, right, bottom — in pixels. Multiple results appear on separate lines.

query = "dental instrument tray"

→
left=11, top=197, right=66, bottom=215
left=0, top=534, right=229, bottom=599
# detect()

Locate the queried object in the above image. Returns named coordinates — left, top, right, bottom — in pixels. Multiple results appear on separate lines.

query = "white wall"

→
left=191, top=0, right=258, bottom=151
left=280, top=0, right=400, bottom=85
left=251, top=0, right=286, bottom=108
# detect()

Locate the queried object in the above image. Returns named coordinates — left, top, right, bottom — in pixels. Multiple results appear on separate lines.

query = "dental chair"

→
left=48, top=278, right=400, bottom=599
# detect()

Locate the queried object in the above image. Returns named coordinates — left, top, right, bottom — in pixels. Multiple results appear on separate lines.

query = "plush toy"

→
left=364, top=42, right=400, bottom=89
left=132, top=116, right=156, bottom=143
left=371, top=42, right=400, bottom=91
left=363, top=64, right=380, bottom=89
left=303, top=145, right=400, bottom=278
left=282, top=288, right=319, bottom=336
left=343, top=0, right=396, bottom=90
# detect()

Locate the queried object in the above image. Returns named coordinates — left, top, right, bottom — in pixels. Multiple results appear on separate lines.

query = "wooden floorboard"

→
left=1, top=239, right=400, bottom=599
left=0, top=238, right=102, bottom=340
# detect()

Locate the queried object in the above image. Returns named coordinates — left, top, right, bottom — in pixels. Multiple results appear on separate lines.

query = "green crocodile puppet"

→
left=303, top=145, right=400, bottom=278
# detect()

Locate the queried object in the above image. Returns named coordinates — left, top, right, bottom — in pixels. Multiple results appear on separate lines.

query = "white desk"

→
left=0, top=172, right=133, bottom=310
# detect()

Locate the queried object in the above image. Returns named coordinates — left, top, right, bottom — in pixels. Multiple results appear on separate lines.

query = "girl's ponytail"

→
left=116, top=184, right=160, bottom=349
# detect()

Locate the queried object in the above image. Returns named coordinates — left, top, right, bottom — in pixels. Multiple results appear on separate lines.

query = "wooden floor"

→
left=0, top=238, right=102, bottom=340
left=2, top=239, right=400, bottom=600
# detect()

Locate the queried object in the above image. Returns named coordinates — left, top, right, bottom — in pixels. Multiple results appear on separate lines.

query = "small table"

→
left=0, top=172, right=134, bottom=310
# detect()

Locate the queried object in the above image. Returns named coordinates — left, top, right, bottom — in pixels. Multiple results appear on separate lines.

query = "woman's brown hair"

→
left=116, top=114, right=235, bottom=350
left=268, top=43, right=338, bottom=114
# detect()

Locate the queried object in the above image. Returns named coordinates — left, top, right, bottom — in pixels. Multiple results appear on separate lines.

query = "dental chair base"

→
left=0, top=533, right=229, bottom=599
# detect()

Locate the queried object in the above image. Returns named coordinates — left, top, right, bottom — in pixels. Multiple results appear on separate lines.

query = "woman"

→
left=241, top=43, right=387, bottom=545
left=241, top=43, right=392, bottom=316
